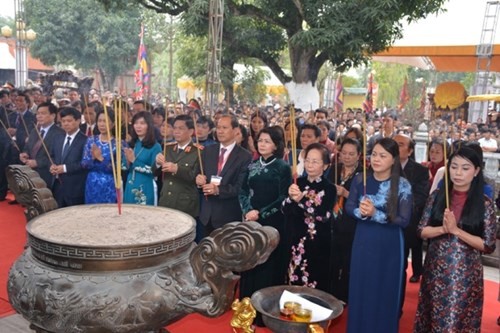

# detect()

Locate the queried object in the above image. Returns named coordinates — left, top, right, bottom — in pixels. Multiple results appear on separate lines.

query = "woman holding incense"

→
left=414, top=147, right=497, bottom=332
left=123, top=111, right=162, bottom=205
left=345, top=138, right=412, bottom=333
left=82, top=109, right=126, bottom=204
left=282, top=143, right=336, bottom=293
left=329, top=137, right=362, bottom=303
left=238, top=126, right=291, bottom=325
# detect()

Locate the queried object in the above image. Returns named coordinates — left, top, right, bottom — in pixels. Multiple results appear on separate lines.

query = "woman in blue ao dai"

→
left=82, top=109, right=127, bottom=204
left=123, top=111, right=162, bottom=205
left=345, top=138, right=412, bottom=333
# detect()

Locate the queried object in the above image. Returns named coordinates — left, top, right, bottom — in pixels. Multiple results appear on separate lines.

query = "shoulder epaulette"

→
left=192, top=143, right=204, bottom=150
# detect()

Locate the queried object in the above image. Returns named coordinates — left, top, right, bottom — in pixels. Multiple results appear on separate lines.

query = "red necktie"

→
left=86, top=126, right=92, bottom=136
left=217, top=148, right=227, bottom=175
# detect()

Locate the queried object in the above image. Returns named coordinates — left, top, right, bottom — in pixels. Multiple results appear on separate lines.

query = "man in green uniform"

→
left=156, top=114, right=200, bottom=218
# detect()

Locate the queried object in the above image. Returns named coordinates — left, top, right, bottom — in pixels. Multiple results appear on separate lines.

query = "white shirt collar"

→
left=401, top=158, right=409, bottom=169
left=177, top=140, right=191, bottom=150
left=40, top=123, right=54, bottom=133
left=220, top=141, right=236, bottom=155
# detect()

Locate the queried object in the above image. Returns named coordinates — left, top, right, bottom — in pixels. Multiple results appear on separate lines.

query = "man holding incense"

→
left=20, top=102, right=64, bottom=187
left=156, top=114, right=201, bottom=218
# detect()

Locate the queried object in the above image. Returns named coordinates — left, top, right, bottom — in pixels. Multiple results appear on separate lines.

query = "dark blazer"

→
left=23, top=124, right=65, bottom=187
left=8, top=110, right=36, bottom=154
left=158, top=142, right=200, bottom=217
left=402, top=159, right=429, bottom=247
left=79, top=123, right=99, bottom=137
left=199, top=143, right=252, bottom=228
left=51, top=131, right=88, bottom=207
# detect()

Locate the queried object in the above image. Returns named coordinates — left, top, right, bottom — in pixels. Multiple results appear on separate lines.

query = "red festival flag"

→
left=334, top=75, right=344, bottom=113
left=398, top=77, right=410, bottom=110
left=134, top=24, right=150, bottom=100
left=362, top=73, right=373, bottom=114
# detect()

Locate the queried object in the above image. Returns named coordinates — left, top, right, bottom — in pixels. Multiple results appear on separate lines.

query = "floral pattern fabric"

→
left=81, top=136, right=127, bottom=204
left=414, top=191, right=497, bottom=333
left=123, top=140, right=162, bottom=206
left=282, top=176, right=336, bottom=292
left=237, top=156, right=292, bottom=300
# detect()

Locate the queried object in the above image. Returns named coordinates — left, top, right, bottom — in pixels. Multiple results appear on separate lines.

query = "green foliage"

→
left=435, top=72, right=475, bottom=91
left=0, top=16, right=14, bottom=28
left=235, top=65, right=269, bottom=104
left=141, top=11, right=180, bottom=97
left=24, top=0, right=141, bottom=89
left=373, top=62, right=410, bottom=109
left=116, top=0, right=446, bottom=86
left=342, top=76, right=359, bottom=88
left=175, top=35, right=208, bottom=81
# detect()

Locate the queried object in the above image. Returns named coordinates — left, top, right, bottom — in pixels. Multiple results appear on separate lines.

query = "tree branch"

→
left=138, top=0, right=187, bottom=15
left=260, top=56, right=291, bottom=84
left=226, top=3, right=289, bottom=30
left=290, top=0, right=304, bottom=18
left=309, top=51, right=329, bottom=85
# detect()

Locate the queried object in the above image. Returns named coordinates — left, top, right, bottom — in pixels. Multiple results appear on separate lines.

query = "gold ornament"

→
left=230, top=297, right=256, bottom=333
left=308, top=324, right=324, bottom=333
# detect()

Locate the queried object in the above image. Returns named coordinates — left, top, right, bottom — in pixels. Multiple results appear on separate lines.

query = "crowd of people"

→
left=0, top=81, right=498, bottom=332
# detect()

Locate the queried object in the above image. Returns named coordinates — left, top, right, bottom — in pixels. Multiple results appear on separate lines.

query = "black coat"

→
left=8, top=110, right=36, bottom=153
left=402, top=159, right=429, bottom=247
left=198, top=143, right=252, bottom=228
left=51, top=131, right=88, bottom=207
left=23, top=124, right=65, bottom=187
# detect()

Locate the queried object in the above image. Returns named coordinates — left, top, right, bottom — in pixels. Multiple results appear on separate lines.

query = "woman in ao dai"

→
left=282, top=143, right=336, bottom=292
left=123, top=111, right=162, bottom=205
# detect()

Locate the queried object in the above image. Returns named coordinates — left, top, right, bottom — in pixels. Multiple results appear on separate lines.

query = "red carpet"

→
left=0, top=193, right=25, bottom=318
left=1, top=193, right=498, bottom=332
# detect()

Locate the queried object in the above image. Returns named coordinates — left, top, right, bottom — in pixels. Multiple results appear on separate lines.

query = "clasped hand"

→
left=245, top=210, right=259, bottom=221
left=156, top=153, right=177, bottom=173
left=49, top=164, right=64, bottom=175
left=443, top=209, right=459, bottom=235
left=288, top=184, right=304, bottom=203
left=335, top=185, right=348, bottom=198
left=124, top=147, right=135, bottom=163
left=359, top=197, right=375, bottom=217
left=91, top=144, right=103, bottom=161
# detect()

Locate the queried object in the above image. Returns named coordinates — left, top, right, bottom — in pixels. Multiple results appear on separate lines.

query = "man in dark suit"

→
left=50, top=107, right=88, bottom=207
left=394, top=134, right=429, bottom=315
left=20, top=102, right=64, bottom=187
left=195, top=114, right=252, bottom=236
left=7, top=91, right=36, bottom=159
left=80, top=101, right=100, bottom=137
left=367, top=110, right=397, bottom=156
left=156, top=114, right=200, bottom=218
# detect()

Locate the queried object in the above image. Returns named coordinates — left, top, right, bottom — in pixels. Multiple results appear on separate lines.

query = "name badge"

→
left=211, top=175, right=222, bottom=185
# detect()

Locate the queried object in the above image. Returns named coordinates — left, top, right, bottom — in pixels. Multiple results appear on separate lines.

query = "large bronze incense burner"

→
left=6, top=165, right=279, bottom=333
